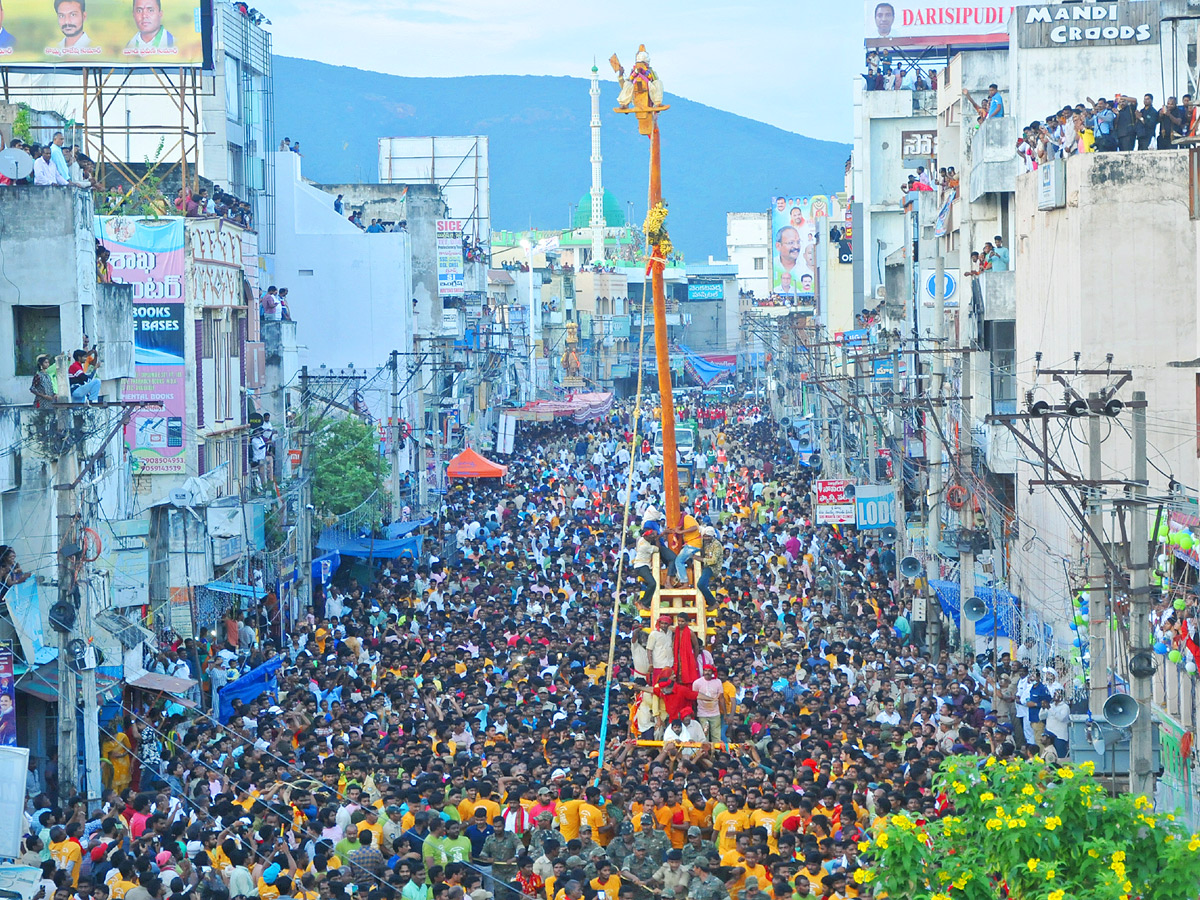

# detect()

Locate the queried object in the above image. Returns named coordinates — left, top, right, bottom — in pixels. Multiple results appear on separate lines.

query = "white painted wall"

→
left=725, top=213, right=770, bottom=298
left=1011, top=151, right=1196, bottom=640
left=854, top=85, right=937, bottom=305
left=267, top=152, right=414, bottom=374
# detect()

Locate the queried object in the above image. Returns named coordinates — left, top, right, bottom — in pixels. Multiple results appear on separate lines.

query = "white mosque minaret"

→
left=589, top=62, right=606, bottom=265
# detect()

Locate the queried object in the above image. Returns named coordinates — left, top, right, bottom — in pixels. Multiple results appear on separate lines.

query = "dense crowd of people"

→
left=1017, top=93, right=1198, bottom=165
left=5, top=126, right=253, bottom=226
left=19, top=400, right=1071, bottom=900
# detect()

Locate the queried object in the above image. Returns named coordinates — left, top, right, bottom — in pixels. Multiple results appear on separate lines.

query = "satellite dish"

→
left=0, top=148, right=32, bottom=181
left=1103, top=692, right=1139, bottom=727
left=963, top=597, right=987, bottom=622
left=899, top=556, right=922, bottom=578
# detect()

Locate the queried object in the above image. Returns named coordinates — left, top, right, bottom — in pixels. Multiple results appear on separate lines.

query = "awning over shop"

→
left=385, top=518, right=433, bottom=539
left=205, top=581, right=268, bottom=600
left=126, top=672, right=196, bottom=693
left=16, top=661, right=121, bottom=704
left=507, top=392, right=614, bottom=423
left=446, top=448, right=508, bottom=479
left=930, top=580, right=1020, bottom=640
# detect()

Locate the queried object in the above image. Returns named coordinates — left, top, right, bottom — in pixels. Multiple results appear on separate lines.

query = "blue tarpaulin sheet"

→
left=678, top=344, right=736, bottom=387
left=385, top=518, right=433, bottom=539
left=216, top=656, right=283, bottom=723
left=312, top=551, right=340, bottom=585
left=316, top=533, right=424, bottom=560
left=930, top=579, right=1020, bottom=640
left=205, top=581, right=268, bottom=600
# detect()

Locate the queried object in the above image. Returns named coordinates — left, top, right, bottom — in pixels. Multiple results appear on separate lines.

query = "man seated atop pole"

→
left=667, top=508, right=703, bottom=585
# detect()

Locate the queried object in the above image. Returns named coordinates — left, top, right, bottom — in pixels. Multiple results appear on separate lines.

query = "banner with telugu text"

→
left=770, top=195, right=827, bottom=303
left=0, top=0, right=208, bottom=67
left=96, top=216, right=188, bottom=475
left=0, top=648, right=15, bottom=746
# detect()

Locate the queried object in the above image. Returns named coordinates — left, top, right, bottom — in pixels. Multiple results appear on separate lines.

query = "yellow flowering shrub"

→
left=859, top=755, right=1200, bottom=900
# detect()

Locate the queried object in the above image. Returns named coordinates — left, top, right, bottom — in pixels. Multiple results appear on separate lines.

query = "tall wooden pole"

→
left=648, top=117, right=681, bottom=540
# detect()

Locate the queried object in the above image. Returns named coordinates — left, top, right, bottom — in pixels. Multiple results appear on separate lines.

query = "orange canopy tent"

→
left=446, top=447, right=508, bottom=479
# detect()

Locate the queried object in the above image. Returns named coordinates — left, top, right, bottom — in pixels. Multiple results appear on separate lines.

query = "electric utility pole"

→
left=1129, top=390, right=1154, bottom=800
left=1087, top=391, right=1109, bottom=717
left=924, top=237, right=946, bottom=660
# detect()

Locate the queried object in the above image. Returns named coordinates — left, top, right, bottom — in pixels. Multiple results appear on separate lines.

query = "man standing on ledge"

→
left=127, top=0, right=175, bottom=51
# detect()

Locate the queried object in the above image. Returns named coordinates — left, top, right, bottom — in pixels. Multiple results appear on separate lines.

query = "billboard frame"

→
left=0, top=63, right=205, bottom=198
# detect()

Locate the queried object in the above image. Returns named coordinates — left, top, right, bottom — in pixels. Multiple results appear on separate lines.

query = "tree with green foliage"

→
left=856, top=755, right=1200, bottom=900
left=309, top=416, right=388, bottom=520
left=12, top=104, right=32, bottom=145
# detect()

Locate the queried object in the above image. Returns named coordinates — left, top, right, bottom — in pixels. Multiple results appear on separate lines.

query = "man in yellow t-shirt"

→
left=671, top=512, right=704, bottom=584
left=748, top=796, right=780, bottom=855
left=110, top=874, right=138, bottom=900
left=583, top=654, right=607, bottom=686
left=728, top=849, right=769, bottom=900
left=357, top=807, right=384, bottom=850
left=458, top=785, right=482, bottom=822
left=579, top=787, right=610, bottom=846
left=589, top=860, right=621, bottom=899
left=49, top=830, right=82, bottom=886
left=556, top=785, right=584, bottom=842
left=798, top=855, right=826, bottom=894
left=475, top=782, right=502, bottom=823
left=712, top=798, right=751, bottom=856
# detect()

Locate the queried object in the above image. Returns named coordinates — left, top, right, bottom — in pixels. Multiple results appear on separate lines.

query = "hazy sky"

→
left=252, top=0, right=862, bottom=143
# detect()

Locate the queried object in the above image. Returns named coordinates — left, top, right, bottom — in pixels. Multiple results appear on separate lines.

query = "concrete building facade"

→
left=1010, top=150, right=1196, bottom=628
left=725, top=212, right=770, bottom=299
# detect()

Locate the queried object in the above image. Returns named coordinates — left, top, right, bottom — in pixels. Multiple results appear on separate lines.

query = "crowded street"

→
left=16, top=399, right=1087, bottom=900
left=10, top=1, right=1200, bottom=896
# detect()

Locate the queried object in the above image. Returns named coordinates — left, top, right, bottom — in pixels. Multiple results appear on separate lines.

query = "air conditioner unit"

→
left=874, top=286, right=887, bottom=301
left=94, top=614, right=153, bottom=648
left=169, top=489, right=194, bottom=508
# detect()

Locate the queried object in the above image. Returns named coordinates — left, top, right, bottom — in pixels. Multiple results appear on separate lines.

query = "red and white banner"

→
left=815, top=480, right=858, bottom=525
left=866, top=1, right=1016, bottom=49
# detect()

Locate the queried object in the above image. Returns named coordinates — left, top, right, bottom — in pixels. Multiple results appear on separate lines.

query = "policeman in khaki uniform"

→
left=653, top=849, right=693, bottom=896
left=688, top=859, right=729, bottom=900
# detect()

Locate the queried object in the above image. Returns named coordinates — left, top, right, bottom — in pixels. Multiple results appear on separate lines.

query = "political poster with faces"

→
left=769, top=195, right=828, bottom=301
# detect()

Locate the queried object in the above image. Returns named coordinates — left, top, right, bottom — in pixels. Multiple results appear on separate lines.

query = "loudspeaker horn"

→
left=963, top=597, right=987, bottom=622
left=899, top=556, right=922, bottom=578
left=49, top=601, right=76, bottom=633
left=1102, top=692, right=1140, bottom=728
left=880, top=526, right=899, bottom=545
